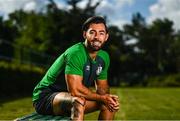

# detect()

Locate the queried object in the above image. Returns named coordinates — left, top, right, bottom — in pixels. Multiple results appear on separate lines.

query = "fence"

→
left=0, top=39, right=55, bottom=68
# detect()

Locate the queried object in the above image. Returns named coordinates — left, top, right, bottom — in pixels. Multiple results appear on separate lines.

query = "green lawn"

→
left=0, top=88, right=180, bottom=120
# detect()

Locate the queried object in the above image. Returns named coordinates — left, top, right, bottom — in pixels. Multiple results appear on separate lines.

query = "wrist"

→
left=99, top=94, right=106, bottom=102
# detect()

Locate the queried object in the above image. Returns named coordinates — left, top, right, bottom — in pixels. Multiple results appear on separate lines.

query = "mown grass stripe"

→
left=18, top=112, right=39, bottom=120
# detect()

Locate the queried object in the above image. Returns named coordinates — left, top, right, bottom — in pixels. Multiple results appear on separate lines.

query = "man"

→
left=32, top=16, right=119, bottom=120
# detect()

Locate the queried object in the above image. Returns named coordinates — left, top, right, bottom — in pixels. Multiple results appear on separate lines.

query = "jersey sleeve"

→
left=97, top=52, right=110, bottom=80
left=65, top=52, right=84, bottom=76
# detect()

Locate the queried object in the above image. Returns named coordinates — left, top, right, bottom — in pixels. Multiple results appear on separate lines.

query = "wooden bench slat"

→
left=17, top=112, right=38, bottom=120
left=16, top=112, right=70, bottom=121
left=30, top=114, right=45, bottom=120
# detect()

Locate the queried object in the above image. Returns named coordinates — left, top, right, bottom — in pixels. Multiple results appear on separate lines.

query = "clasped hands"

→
left=102, top=94, right=120, bottom=112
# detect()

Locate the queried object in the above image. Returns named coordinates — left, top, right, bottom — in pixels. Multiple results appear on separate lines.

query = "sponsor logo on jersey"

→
left=96, top=65, right=102, bottom=75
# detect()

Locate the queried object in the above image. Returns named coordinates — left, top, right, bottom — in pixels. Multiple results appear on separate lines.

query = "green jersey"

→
left=32, top=42, right=110, bottom=102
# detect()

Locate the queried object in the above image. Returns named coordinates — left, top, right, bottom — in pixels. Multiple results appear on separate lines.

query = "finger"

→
left=109, top=99, right=119, bottom=107
left=115, top=101, right=120, bottom=105
left=113, top=96, right=119, bottom=100
left=112, top=96, right=119, bottom=101
left=113, top=108, right=119, bottom=112
left=110, top=95, right=119, bottom=102
left=109, top=105, right=119, bottom=112
left=109, top=103, right=119, bottom=111
left=113, top=98, right=120, bottom=105
left=110, top=106, right=118, bottom=112
left=113, top=105, right=120, bottom=110
left=111, top=96, right=119, bottom=104
left=108, top=98, right=116, bottom=106
left=113, top=103, right=119, bottom=107
left=110, top=94, right=118, bottom=99
left=108, top=105, right=115, bottom=112
left=113, top=98, right=119, bottom=104
left=108, top=103, right=115, bottom=108
left=109, top=101, right=120, bottom=111
left=107, top=104, right=112, bottom=112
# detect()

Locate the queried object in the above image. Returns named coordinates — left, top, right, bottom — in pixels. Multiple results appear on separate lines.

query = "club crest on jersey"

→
left=86, top=65, right=90, bottom=71
left=96, top=65, right=102, bottom=75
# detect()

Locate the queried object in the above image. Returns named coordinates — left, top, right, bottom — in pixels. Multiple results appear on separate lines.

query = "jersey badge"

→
left=86, top=65, right=90, bottom=71
left=96, top=65, right=102, bottom=75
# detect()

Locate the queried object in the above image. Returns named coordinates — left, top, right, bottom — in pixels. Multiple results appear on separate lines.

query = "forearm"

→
left=78, top=80, right=110, bottom=102
left=72, top=85, right=105, bottom=102
left=76, top=84, right=119, bottom=112
left=96, top=85, right=110, bottom=95
left=65, top=75, right=108, bottom=102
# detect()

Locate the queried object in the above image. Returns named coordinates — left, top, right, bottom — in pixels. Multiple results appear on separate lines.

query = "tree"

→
left=4, top=0, right=102, bottom=64
left=105, top=26, right=124, bottom=86
left=147, top=18, right=174, bottom=74
left=122, top=13, right=177, bottom=85
left=123, top=13, right=149, bottom=85
left=0, top=16, right=18, bottom=59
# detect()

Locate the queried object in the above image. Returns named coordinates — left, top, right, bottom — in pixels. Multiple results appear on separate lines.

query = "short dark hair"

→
left=82, top=16, right=108, bottom=33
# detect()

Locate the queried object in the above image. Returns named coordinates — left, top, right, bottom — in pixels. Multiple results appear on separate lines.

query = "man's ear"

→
left=105, top=33, right=109, bottom=41
left=83, top=31, right=86, bottom=39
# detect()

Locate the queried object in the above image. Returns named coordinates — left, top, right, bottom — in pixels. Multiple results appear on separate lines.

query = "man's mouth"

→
left=92, top=41, right=101, bottom=47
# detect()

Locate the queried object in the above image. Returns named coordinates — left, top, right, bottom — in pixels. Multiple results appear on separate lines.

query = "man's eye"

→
left=90, top=31, right=95, bottom=34
left=100, top=32, right=105, bottom=35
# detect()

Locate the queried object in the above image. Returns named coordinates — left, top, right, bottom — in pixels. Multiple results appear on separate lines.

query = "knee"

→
left=70, top=97, right=86, bottom=120
left=99, top=103, right=115, bottom=113
left=72, top=97, right=86, bottom=112
left=74, top=97, right=86, bottom=105
left=100, top=103, right=108, bottom=111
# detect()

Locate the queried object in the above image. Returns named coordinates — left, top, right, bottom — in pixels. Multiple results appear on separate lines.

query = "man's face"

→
left=83, top=23, right=109, bottom=51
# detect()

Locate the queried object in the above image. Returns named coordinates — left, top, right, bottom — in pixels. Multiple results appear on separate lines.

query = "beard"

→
left=87, top=39, right=105, bottom=51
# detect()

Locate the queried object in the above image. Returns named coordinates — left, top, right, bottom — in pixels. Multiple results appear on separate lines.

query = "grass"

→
left=0, top=96, right=34, bottom=120
left=0, top=88, right=180, bottom=120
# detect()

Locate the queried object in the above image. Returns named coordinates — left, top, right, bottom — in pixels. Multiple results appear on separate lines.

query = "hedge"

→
left=0, top=61, right=45, bottom=97
left=144, top=73, right=180, bottom=87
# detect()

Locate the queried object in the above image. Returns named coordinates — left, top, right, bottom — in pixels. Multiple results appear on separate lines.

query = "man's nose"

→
left=94, top=33, right=99, bottom=39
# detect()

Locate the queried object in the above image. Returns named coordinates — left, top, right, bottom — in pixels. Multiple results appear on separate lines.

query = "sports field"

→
left=0, top=88, right=180, bottom=120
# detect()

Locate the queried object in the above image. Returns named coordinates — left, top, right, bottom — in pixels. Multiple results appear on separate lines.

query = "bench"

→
left=15, top=112, right=70, bottom=121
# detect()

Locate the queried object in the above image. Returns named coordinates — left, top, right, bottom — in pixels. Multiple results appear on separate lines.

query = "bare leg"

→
left=53, top=92, right=73, bottom=115
left=84, top=100, right=99, bottom=114
left=52, top=92, right=116, bottom=120
left=98, top=104, right=115, bottom=120
left=71, top=97, right=85, bottom=120
left=84, top=100, right=115, bottom=120
left=52, top=92, right=86, bottom=120
left=84, top=101, right=115, bottom=120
